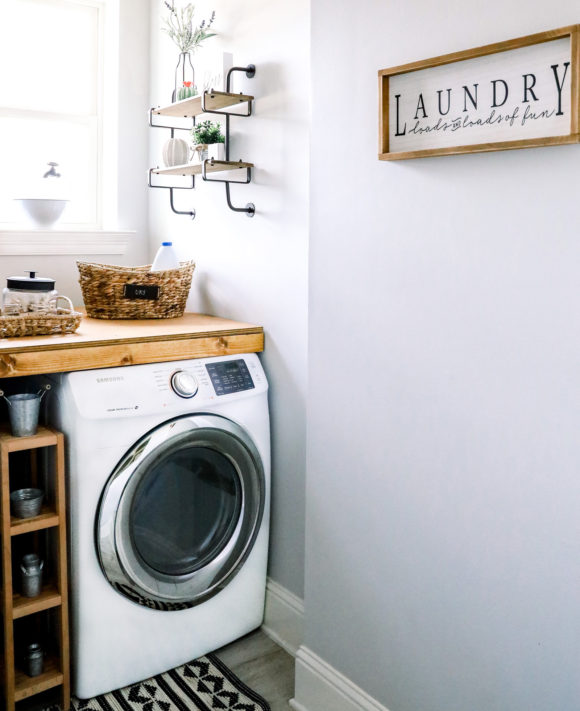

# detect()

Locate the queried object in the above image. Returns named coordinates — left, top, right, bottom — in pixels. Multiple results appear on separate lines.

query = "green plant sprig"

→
left=191, top=119, right=225, bottom=145
left=163, top=2, right=216, bottom=54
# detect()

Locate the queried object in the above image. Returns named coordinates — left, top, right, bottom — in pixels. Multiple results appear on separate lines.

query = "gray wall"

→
left=148, top=0, right=309, bottom=598
left=304, top=1, right=580, bottom=710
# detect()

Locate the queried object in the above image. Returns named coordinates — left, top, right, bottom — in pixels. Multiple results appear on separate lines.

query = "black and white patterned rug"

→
left=52, top=653, right=270, bottom=711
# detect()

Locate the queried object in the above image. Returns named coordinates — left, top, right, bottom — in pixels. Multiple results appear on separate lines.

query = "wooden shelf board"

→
left=13, top=584, right=62, bottom=619
left=14, top=656, right=64, bottom=701
left=0, top=312, right=262, bottom=353
left=152, top=90, right=253, bottom=118
left=10, top=507, right=59, bottom=536
left=153, top=160, right=253, bottom=177
left=0, top=312, right=264, bottom=379
left=0, top=426, right=59, bottom=453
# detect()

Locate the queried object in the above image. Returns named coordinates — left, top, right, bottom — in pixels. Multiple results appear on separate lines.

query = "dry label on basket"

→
left=123, top=284, right=160, bottom=300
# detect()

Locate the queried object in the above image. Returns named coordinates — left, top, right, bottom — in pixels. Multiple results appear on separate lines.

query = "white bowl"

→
left=15, top=198, right=69, bottom=227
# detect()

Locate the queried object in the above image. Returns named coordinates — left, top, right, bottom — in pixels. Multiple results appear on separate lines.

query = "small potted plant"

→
left=177, top=80, right=197, bottom=101
left=191, top=120, right=225, bottom=162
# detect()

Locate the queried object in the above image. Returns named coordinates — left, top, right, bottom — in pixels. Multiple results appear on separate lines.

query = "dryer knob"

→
left=170, top=370, right=198, bottom=398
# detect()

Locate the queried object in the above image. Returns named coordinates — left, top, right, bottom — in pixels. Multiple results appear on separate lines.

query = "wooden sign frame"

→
left=378, top=25, right=580, bottom=160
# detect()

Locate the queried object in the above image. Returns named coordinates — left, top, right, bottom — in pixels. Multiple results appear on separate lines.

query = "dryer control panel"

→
left=205, top=359, right=255, bottom=396
left=63, top=353, right=267, bottom=419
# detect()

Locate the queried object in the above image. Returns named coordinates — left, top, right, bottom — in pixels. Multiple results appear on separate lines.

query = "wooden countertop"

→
left=0, top=313, right=264, bottom=378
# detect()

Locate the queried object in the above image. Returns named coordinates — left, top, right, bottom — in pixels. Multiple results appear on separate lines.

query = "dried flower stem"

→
left=162, top=2, right=216, bottom=54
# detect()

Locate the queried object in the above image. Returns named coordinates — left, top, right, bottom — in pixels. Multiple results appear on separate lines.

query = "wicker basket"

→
left=0, top=309, right=83, bottom=339
left=77, top=260, right=195, bottom=320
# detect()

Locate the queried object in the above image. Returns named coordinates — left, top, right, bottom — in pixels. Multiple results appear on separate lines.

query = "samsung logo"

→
left=96, top=376, right=124, bottom=383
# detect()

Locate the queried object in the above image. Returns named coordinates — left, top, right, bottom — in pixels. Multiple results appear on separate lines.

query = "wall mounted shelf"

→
left=152, top=160, right=254, bottom=177
left=149, top=64, right=257, bottom=218
left=151, top=90, right=253, bottom=119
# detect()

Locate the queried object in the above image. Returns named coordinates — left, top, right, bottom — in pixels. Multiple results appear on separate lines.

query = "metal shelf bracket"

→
left=148, top=169, right=196, bottom=220
left=149, top=107, right=195, bottom=131
left=201, top=159, right=255, bottom=217
left=220, top=65, right=256, bottom=216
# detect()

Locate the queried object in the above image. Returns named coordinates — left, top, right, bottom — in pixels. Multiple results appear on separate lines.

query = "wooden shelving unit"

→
left=0, top=426, right=70, bottom=711
left=149, top=69, right=257, bottom=218
left=151, top=90, right=253, bottom=118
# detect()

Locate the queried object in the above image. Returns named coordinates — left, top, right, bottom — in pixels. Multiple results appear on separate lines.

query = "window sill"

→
left=0, top=229, right=134, bottom=256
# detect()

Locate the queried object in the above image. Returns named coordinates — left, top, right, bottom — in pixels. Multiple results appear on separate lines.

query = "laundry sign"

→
left=378, top=26, right=580, bottom=160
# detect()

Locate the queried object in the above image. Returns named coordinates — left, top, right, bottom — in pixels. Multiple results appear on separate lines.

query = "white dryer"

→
left=47, top=353, right=269, bottom=699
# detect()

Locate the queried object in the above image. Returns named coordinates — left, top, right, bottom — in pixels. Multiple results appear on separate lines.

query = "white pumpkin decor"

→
left=162, top=137, right=190, bottom=167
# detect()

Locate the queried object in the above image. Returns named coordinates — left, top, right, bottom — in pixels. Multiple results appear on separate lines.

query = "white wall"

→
left=301, top=2, right=580, bottom=710
left=0, top=0, right=150, bottom=306
left=148, top=0, right=309, bottom=597
left=114, top=0, right=151, bottom=270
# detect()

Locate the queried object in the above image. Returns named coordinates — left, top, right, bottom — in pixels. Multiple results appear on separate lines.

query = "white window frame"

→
left=0, top=0, right=132, bottom=255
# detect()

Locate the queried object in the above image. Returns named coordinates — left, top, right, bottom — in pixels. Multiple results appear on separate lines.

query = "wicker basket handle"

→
left=50, top=295, right=74, bottom=314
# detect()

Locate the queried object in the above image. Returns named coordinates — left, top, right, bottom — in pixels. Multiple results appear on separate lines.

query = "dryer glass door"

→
left=96, top=415, right=265, bottom=610
left=131, top=446, right=242, bottom=577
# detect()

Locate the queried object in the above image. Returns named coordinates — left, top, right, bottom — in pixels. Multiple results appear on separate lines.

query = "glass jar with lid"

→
left=2, top=271, right=58, bottom=315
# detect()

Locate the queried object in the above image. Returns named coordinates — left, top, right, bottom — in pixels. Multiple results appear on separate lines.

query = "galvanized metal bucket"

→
left=0, top=384, right=50, bottom=437
left=10, top=488, right=44, bottom=518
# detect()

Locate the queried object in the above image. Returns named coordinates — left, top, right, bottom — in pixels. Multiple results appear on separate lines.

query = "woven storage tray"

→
left=0, top=309, right=82, bottom=339
left=77, top=260, right=195, bottom=319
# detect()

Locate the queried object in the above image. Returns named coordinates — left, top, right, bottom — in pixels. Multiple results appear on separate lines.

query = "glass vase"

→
left=174, top=52, right=195, bottom=102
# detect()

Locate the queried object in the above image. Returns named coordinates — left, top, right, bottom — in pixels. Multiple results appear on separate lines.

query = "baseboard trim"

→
left=261, top=577, right=304, bottom=657
left=288, top=700, right=308, bottom=711
left=291, top=646, right=390, bottom=711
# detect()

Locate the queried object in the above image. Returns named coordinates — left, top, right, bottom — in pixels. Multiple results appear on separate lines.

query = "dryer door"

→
left=96, top=414, right=265, bottom=610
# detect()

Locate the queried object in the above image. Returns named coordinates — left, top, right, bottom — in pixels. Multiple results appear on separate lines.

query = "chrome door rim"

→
left=96, top=414, right=265, bottom=610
